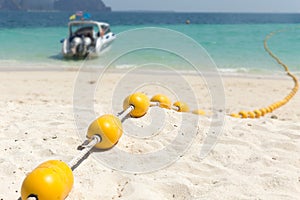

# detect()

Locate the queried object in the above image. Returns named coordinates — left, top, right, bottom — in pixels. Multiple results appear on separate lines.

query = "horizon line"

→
left=109, top=10, right=300, bottom=14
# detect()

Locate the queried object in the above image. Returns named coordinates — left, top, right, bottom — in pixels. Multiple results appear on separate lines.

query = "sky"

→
left=102, top=0, right=300, bottom=13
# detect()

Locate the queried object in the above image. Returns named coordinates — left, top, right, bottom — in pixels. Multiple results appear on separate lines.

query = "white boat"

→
left=61, top=20, right=116, bottom=58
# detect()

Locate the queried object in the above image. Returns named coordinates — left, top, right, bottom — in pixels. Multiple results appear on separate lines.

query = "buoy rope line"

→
left=230, top=29, right=299, bottom=118
left=20, top=30, right=299, bottom=199
left=21, top=93, right=205, bottom=200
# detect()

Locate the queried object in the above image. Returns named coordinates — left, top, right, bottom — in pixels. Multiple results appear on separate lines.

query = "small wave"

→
left=217, top=67, right=289, bottom=76
left=115, top=64, right=136, bottom=69
left=218, top=68, right=250, bottom=73
left=0, top=59, right=19, bottom=64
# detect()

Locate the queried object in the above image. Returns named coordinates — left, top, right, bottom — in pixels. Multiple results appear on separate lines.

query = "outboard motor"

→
left=83, top=37, right=92, bottom=46
left=70, top=37, right=83, bottom=54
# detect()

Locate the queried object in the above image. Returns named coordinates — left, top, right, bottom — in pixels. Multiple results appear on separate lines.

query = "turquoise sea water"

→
left=0, top=11, right=300, bottom=73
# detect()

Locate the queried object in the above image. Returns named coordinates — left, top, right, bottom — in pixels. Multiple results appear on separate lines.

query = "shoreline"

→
left=0, top=66, right=296, bottom=81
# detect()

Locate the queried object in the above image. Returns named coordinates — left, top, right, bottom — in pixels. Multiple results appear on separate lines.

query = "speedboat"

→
left=61, top=20, right=116, bottom=58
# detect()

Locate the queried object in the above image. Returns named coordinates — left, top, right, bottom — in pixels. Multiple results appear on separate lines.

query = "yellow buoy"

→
left=173, top=101, right=190, bottom=112
left=230, top=113, right=241, bottom=118
left=279, top=100, right=286, bottom=106
left=260, top=108, right=267, bottom=116
left=253, top=110, right=262, bottom=118
left=238, top=111, right=248, bottom=118
left=284, top=96, right=290, bottom=101
left=274, top=103, right=280, bottom=108
left=272, top=103, right=278, bottom=109
left=21, top=160, right=73, bottom=200
left=123, top=92, right=150, bottom=118
left=192, top=109, right=206, bottom=115
left=291, top=90, right=296, bottom=95
left=150, top=94, right=171, bottom=109
left=248, top=111, right=255, bottom=118
left=87, top=114, right=123, bottom=149
left=263, top=107, right=269, bottom=113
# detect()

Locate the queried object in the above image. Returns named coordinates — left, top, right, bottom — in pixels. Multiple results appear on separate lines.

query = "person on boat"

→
left=98, top=25, right=108, bottom=38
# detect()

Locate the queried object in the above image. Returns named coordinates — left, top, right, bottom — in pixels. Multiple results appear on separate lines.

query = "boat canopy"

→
left=68, top=20, right=110, bottom=37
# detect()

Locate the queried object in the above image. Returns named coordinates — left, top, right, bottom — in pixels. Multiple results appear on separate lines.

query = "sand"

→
left=0, top=69, right=300, bottom=199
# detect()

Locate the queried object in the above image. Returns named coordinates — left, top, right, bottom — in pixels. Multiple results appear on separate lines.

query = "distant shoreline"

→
left=1, top=10, right=300, bottom=14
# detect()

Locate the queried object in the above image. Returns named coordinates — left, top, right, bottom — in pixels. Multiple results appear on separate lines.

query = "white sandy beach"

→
left=0, top=70, right=300, bottom=199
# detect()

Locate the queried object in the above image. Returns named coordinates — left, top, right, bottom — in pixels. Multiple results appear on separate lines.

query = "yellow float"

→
left=87, top=114, right=123, bottom=149
left=123, top=92, right=150, bottom=118
left=247, top=111, right=255, bottom=118
left=230, top=113, right=240, bottom=118
left=192, top=109, right=206, bottom=115
left=173, top=101, right=190, bottom=112
left=21, top=160, right=73, bottom=200
left=150, top=94, right=171, bottom=109
left=253, top=110, right=262, bottom=118
left=238, top=111, right=248, bottom=118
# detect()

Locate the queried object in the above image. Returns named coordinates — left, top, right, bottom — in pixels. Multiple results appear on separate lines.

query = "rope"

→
left=117, top=105, right=134, bottom=119
left=150, top=102, right=160, bottom=107
left=150, top=101, right=180, bottom=111
left=230, top=29, right=299, bottom=118
left=171, top=105, right=179, bottom=111
left=68, top=135, right=101, bottom=170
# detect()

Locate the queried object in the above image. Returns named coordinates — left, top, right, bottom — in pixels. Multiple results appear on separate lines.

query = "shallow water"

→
left=0, top=11, right=299, bottom=74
